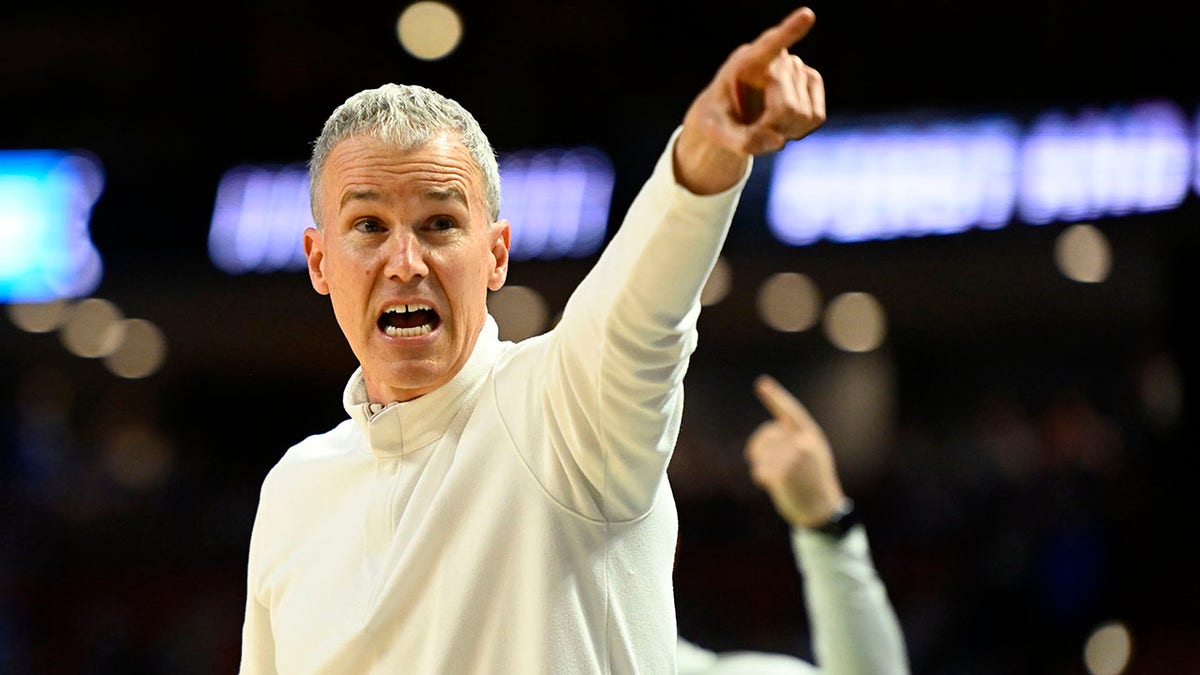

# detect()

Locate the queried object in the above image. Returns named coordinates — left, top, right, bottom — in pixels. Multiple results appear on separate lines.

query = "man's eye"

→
left=427, top=216, right=456, bottom=231
left=353, top=218, right=384, bottom=233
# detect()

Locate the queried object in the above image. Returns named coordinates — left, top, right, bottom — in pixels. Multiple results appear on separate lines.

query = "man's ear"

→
left=303, top=227, right=330, bottom=295
left=488, top=219, right=511, bottom=291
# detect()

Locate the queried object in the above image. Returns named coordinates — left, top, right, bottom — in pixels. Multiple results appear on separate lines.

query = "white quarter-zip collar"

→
left=343, top=314, right=503, bottom=456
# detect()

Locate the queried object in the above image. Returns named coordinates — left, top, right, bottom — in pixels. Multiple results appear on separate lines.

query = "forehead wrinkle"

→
left=325, top=137, right=483, bottom=218
left=336, top=183, right=470, bottom=216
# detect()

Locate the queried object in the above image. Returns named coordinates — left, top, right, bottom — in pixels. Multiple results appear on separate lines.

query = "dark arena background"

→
left=2, top=1, right=1198, bottom=672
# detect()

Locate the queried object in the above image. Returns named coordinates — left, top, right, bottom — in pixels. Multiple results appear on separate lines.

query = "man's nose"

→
left=383, top=230, right=429, bottom=282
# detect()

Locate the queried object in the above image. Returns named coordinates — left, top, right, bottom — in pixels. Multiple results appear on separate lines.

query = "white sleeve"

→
left=238, top=592, right=277, bottom=675
left=533, top=126, right=751, bottom=520
left=238, top=496, right=278, bottom=674
left=677, top=637, right=818, bottom=675
left=794, top=527, right=911, bottom=675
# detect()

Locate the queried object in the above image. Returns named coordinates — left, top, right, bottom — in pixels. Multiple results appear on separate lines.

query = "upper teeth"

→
left=386, top=304, right=431, bottom=314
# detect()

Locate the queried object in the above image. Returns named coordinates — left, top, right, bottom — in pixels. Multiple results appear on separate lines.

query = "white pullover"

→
left=239, top=128, right=749, bottom=675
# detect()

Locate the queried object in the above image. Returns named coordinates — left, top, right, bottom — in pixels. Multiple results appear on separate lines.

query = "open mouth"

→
left=378, top=304, right=440, bottom=337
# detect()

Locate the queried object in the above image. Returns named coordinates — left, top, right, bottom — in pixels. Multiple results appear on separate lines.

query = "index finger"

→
left=753, top=374, right=815, bottom=428
left=742, top=7, right=816, bottom=69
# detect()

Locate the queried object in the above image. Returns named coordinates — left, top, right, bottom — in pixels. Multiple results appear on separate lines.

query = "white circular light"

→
left=58, top=297, right=123, bottom=358
left=823, top=291, right=887, bottom=353
left=1083, top=620, right=1132, bottom=675
left=397, top=1, right=464, bottom=61
left=103, top=318, right=168, bottom=379
left=756, top=272, right=821, bottom=332
left=7, top=298, right=74, bottom=333
left=1055, top=223, right=1112, bottom=283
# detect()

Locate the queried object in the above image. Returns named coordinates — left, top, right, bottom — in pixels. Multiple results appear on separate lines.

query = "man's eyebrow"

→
left=425, top=186, right=468, bottom=208
left=338, top=187, right=469, bottom=210
left=339, top=189, right=382, bottom=210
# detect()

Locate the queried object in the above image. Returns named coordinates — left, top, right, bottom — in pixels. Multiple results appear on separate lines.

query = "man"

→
left=677, top=375, right=911, bottom=674
left=240, top=7, right=825, bottom=674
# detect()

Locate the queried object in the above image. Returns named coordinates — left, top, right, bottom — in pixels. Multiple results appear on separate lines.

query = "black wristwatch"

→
left=812, top=497, right=859, bottom=539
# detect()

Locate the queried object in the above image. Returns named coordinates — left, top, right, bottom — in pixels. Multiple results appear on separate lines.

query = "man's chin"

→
left=363, top=360, right=450, bottom=403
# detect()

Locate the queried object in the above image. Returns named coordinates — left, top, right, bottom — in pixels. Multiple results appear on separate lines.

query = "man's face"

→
left=304, top=132, right=510, bottom=403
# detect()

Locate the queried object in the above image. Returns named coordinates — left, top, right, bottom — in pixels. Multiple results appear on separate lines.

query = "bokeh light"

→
left=57, top=297, right=123, bottom=358
left=1055, top=223, right=1113, bottom=283
left=1134, top=350, right=1183, bottom=432
left=103, top=318, right=168, bottom=379
left=101, top=423, right=177, bottom=492
left=1083, top=620, right=1133, bottom=675
left=0, top=150, right=106, bottom=302
left=756, top=271, right=821, bottom=332
left=823, top=291, right=887, bottom=353
left=807, top=351, right=897, bottom=490
left=396, top=1, right=463, bottom=61
left=6, top=298, right=74, bottom=333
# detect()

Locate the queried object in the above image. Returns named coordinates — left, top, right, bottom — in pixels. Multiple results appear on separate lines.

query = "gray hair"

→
left=308, top=83, right=502, bottom=226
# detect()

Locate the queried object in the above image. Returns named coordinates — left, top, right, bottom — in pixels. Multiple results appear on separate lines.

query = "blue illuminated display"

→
left=208, top=164, right=312, bottom=274
left=767, top=98, right=1193, bottom=247
left=499, top=147, right=614, bottom=261
left=767, top=116, right=1021, bottom=245
left=1018, top=100, right=1191, bottom=225
left=208, top=147, right=616, bottom=274
left=205, top=99, right=1200, bottom=274
left=0, top=150, right=105, bottom=302
left=1195, top=105, right=1200, bottom=200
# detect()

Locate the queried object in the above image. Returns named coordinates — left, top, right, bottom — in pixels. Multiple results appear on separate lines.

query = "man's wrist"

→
left=672, top=125, right=750, bottom=195
left=808, top=497, right=859, bottom=539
